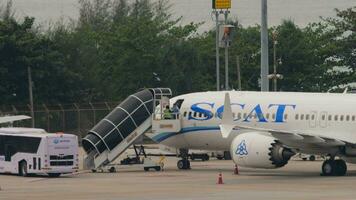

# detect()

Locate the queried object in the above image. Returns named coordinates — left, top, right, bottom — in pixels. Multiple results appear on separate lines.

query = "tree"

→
left=319, top=7, right=356, bottom=90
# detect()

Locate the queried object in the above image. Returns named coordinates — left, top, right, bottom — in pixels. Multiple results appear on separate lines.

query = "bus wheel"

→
left=19, top=161, right=28, bottom=177
left=48, top=173, right=61, bottom=177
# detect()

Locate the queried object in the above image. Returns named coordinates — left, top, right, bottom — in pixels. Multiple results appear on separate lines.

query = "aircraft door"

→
left=319, top=111, right=328, bottom=128
left=309, top=111, right=317, bottom=128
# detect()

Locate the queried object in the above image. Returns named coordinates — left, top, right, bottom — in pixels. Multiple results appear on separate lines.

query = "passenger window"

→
left=301, top=114, right=304, bottom=120
left=266, top=113, right=270, bottom=119
left=334, top=115, right=338, bottom=121
left=346, top=115, right=350, bottom=121
left=238, top=113, right=241, bottom=119
left=189, top=112, right=192, bottom=117
left=193, top=112, right=197, bottom=117
left=306, top=114, right=309, bottom=120
left=284, top=114, right=288, bottom=120
left=311, top=115, right=315, bottom=120
left=272, top=113, right=276, bottom=120
left=328, top=115, right=332, bottom=121
left=352, top=116, right=356, bottom=121
left=295, top=114, right=299, bottom=120
left=322, top=115, right=325, bottom=120
left=183, top=112, right=187, bottom=117
left=340, top=115, right=344, bottom=121
left=198, top=113, right=202, bottom=118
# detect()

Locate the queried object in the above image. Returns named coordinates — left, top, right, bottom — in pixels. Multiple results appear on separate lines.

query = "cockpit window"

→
left=173, top=99, right=184, bottom=109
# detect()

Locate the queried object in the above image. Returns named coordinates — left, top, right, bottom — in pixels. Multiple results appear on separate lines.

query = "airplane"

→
left=146, top=90, right=356, bottom=176
left=0, top=115, right=31, bottom=124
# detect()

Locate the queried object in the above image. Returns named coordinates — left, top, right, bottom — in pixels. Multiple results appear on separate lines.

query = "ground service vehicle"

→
left=0, top=128, right=79, bottom=177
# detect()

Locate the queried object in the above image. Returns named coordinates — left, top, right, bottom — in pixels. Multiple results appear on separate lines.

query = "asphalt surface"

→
left=1, top=156, right=356, bottom=200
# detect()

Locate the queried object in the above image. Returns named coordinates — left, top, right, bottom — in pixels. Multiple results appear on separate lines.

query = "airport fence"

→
left=0, top=102, right=120, bottom=142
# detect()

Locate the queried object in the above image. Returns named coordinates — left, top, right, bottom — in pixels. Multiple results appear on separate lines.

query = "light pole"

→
left=260, top=0, right=269, bottom=91
left=215, top=11, right=220, bottom=91
left=236, top=55, right=241, bottom=91
left=273, top=32, right=277, bottom=91
left=27, top=65, right=35, bottom=127
left=213, top=0, right=231, bottom=91
left=268, top=31, right=283, bottom=91
left=224, top=11, right=229, bottom=90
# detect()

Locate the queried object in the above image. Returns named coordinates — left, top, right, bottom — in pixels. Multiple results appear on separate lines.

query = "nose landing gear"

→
left=321, top=159, right=347, bottom=176
left=177, top=159, right=191, bottom=170
left=177, top=148, right=191, bottom=170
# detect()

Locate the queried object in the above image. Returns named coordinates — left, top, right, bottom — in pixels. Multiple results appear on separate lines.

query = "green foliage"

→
left=322, top=7, right=356, bottom=90
left=0, top=0, right=355, bottom=106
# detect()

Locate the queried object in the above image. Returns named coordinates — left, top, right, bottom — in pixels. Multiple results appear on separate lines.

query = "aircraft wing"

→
left=234, top=124, right=347, bottom=147
left=0, top=115, right=31, bottom=124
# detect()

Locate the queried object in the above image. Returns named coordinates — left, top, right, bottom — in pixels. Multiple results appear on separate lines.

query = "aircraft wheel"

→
left=322, top=159, right=347, bottom=176
left=322, top=160, right=335, bottom=176
left=217, top=156, right=223, bottom=160
left=177, top=159, right=190, bottom=170
left=309, top=155, right=316, bottom=161
left=177, top=160, right=185, bottom=169
left=334, top=160, right=347, bottom=176
left=186, top=160, right=191, bottom=169
left=109, top=167, right=116, bottom=173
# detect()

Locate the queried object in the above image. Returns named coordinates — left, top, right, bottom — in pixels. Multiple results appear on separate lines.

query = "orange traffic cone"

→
left=234, top=164, right=239, bottom=175
left=217, top=172, right=224, bottom=184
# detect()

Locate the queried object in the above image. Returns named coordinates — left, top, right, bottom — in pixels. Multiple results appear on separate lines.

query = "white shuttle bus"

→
left=0, top=128, right=79, bottom=177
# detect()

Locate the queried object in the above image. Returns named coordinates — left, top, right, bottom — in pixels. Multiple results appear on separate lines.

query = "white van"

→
left=0, top=128, right=79, bottom=177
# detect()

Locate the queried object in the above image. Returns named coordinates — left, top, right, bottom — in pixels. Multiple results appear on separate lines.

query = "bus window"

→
left=5, top=145, right=15, bottom=161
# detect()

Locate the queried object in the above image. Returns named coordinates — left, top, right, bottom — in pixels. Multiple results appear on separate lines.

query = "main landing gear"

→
left=321, top=158, right=347, bottom=176
left=177, top=148, right=191, bottom=170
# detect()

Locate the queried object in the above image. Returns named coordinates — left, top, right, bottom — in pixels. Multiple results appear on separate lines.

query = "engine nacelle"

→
left=230, top=132, right=295, bottom=169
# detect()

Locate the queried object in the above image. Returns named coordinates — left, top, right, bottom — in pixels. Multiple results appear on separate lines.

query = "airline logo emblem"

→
left=236, top=140, right=248, bottom=156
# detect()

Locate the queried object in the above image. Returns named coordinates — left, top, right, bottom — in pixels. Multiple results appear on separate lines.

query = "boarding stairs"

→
left=83, top=88, right=179, bottom=170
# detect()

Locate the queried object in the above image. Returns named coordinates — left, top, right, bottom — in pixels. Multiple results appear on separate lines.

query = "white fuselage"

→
left=149, top=91, right=356, bottom=153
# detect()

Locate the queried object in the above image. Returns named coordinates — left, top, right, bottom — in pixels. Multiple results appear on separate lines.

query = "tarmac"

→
left=1, top=152, right=356, bottom=200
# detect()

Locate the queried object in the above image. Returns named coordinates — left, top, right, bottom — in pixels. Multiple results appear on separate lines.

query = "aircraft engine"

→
left=230, top=132, right=295, bottom=169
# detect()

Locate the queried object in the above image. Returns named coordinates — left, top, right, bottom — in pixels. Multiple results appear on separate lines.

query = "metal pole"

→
left=27, top=66, right=35, bottom=127
left=224, top=11, right=229, bottom=90
left=215, top=11, right=220, bottom=91
left=273, top=38, right=277, bottom=91
left=260, top=0, right=269, bottom=91
left=237, top=56, right=241, bottom=91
